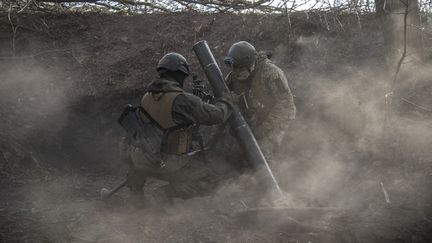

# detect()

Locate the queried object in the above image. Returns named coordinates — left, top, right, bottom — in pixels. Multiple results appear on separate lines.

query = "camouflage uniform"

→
left=120, top=78, right=231, bottom=200
left=226, top=51, right=296, bottom=154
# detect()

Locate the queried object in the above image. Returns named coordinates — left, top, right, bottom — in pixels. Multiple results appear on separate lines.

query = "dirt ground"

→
left=1, top=12, right=432, bottom=242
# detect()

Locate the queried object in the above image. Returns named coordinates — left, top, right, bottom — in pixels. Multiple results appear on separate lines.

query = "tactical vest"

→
left=141, top=91, right=193, bottom=155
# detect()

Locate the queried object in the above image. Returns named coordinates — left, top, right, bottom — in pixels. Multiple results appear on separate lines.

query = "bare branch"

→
left=0, top=0, right=428, bottom=15
left=36, top=0, right=97, bottom=2
left=94, top=1, right=122, bottom=10
left=117, top=0, right=169, bottom=12
left=391, top=0, right=410, bottom=91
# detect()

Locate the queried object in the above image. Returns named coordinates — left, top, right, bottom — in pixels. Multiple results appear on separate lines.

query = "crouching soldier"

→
left=223, top=41, right=296, bottom=169
left=119, top=52, right=232, bottom=205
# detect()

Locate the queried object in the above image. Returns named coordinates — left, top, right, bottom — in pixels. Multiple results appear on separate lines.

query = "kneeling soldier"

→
left=119, top=52, right=232, bottom=205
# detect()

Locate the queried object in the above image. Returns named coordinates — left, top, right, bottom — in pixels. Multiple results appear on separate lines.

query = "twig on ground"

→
left=380, top=181, right=391, bottom=204
left=40, top=17, right=49, bottom=29
left=383, top=92, right=393, bottom=134
left=399, top=97, right=432, bottom=112
left=2, top=152, right=9, bottom=163
left=29, top=152, right=43, bottom=170
left=70, top=49, right=84, bottom=65
left=239, top=200, right=249, bottom=209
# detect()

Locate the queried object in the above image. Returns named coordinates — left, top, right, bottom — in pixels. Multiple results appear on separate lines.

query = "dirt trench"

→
left=1, top=12, right=432, bottom=243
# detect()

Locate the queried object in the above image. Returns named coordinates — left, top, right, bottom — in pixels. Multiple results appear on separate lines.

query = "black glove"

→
left=215, top=92, right=234, bottom=109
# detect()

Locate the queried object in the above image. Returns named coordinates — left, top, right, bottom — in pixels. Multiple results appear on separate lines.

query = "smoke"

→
left=0, top=61, right=72, bottom=144
left=2, top=13, right=431, bottom=243
left=269, top=32, right=432, bottom=236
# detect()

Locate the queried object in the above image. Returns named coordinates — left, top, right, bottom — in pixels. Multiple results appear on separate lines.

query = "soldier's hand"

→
left=216, top=91, right=235, bottom=109
left=229, top=91, right=242, bottom=105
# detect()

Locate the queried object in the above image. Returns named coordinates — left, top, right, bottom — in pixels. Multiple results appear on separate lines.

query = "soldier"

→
left=119, top=52, right=232, bottom=205
left=223, top=41, right=296, bottom=157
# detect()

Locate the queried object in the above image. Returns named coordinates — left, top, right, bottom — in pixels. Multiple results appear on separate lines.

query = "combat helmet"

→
left=157, top=52, right=190, bottom=76
left=223, top=41, right=257, bottom=68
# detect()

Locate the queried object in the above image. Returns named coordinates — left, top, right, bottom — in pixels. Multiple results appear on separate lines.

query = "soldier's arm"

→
left=255, top=66, right=296, bottom=141
left=172, top=93, right=232, bottom=125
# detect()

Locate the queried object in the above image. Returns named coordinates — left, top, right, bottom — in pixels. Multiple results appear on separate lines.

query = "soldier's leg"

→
left=119, top=137, right=148, bottom=206
left=125, top=168, right=147, bottom=208
left=126, top=167, right=147, bottom=195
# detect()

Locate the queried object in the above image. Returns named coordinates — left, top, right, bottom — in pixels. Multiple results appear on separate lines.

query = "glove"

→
left=215, top=91, right=234, bottom=109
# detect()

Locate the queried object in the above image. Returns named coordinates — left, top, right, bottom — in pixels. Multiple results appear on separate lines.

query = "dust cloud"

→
left=0, top=61, right=73, bottom=144
left=1, top=13, right=431, bottom=243
left=244, top=33, right=432, bottom=239
left=11, top=57, right=432, bottom=243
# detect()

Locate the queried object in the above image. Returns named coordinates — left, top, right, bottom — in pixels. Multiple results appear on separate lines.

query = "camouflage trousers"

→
left=119, top=138, right=218, bottom=200
left=222, top=124, right=289, bottom=170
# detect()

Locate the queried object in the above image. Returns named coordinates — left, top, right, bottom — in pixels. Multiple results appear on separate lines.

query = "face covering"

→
left=233, top=63, right=255, bottom=81
left=233, top=69, right=250, bottom=80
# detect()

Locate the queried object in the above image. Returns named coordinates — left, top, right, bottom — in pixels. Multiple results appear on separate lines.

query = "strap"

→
left=137, top=106, right=164, bottom=131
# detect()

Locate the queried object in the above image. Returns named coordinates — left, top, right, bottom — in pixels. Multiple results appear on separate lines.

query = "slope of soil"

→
left=1, top=12, right=431, bottom=243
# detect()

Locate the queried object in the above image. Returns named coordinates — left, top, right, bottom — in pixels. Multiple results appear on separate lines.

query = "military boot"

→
left=129, top=184, right=146, bottom=209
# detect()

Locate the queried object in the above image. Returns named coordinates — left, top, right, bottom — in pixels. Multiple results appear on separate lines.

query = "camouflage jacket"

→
left=226, top=52, right=296, bottom=147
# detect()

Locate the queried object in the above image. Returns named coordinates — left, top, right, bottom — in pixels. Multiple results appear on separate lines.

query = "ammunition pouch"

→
left=162, top=126, right=193, bottom=155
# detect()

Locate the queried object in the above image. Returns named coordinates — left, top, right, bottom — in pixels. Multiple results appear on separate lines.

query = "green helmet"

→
left=223, top=41, right=257, bottom=68
left=157, top=52, right=190, bottom=76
